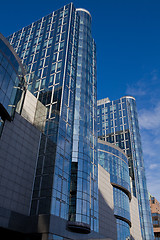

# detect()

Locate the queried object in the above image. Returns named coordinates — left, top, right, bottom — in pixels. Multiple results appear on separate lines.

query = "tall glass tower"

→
left=7, top=3, right=98, bottom=238
left=97, top=96, right=154, bottom=240
left=8, top=3, right=79, bottom=221
left=69, top=9, right=98, bottom=233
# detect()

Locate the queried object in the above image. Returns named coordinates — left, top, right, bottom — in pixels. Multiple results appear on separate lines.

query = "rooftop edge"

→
left=76, top=8, right=91, bottom=18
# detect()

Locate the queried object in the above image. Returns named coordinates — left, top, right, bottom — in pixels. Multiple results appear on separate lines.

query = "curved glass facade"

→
left=0, top=33, right=26, bottom=134
left=98, top=140, right=131, bottom=239
left=69, top=8, right=98, bottom=232
left=116, top=219, right=130, bottom=240
left=98, top=140, right=130, bottom=195
left=113, top=188, right=130, bottom=221
left=7, top=4, right=98, bottom=232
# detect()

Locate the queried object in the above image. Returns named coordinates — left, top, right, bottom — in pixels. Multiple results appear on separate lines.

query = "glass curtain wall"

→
left=0, top=33, right=26, bottom=135
left=97, top=96, right=154, bottom=240
left=98, top=140, right=131, bottom=240
left=69, top=9, right=98, bottom=232
left=7, top=3, right=79, bottom=220
left=126, top=97, right=154, bottom=240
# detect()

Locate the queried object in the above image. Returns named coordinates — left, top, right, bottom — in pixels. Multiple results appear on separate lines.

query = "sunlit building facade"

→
left=97, top=96, right=154, bottom=240
left=150, top=195, right=160, bottom=239
left=1, top=2, right=154, bottom=239
left=98, top=139, right=131, bottom=240
left=69, top=9, right=98, bottom=232
left=8, top=4, right=79, bottom=225
left=6, top=3, right=100, bottom=239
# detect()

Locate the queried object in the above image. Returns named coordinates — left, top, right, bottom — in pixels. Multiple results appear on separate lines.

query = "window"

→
left=48, top=17, right=52, bottom=24
left=63, top=17, right=68, bottom=25
left=58, top=51, right=63, bottom=61
left=110, top=105, right=116, bottom=111
left=54, top=44, right=59, bottom=52
left=153, top=220, right=158, bottom=225
left=59, top=11, right=63, bottom=18
left=49, top=75, right=54, bottom=84
left=43, top=41, right=48, bottom=48
left=57, top=61, right=62, bottom=72
left=31, top=46, right=36, bottom=54
left=48, top=39, right=53, bottom=47
left=35, top=81, right=40, bottom=90
left=38, top=36, right=42, bottom=44
left=55, top=72, right=61, bottom=84
left=37, top=69, right=42, bottom=78
left=60, top=42, right=64, bottom=50
left=151, top=197, right=155, bottom=204
left=56, top=35, right=60, bottom=43
left=61, top=33, right=65, bottom=41
left=40, top=59, right=44, bottom=68
left=57, top=27, right=61, bottom=34
left=42, top=67, right=48, bottom=78
left=41, top=78, right=46, bottom=88
left=41, top=50, right=46, bottom=58
left=51, top=63, right=56, bottom=74
left=36, top=44, right=40, bottom=51
left=45, top=57, right=49, bottom=66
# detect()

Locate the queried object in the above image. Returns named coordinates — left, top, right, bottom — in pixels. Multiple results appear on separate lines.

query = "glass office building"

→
left=97, top=96, right=154, bottom=240
left=8, top=2, right=79, bottom=221
left=4, top=1, right=154, bottom=239
left=7, top=3, right=98, bottom=237
left=98, top=139, right=131, bottom=240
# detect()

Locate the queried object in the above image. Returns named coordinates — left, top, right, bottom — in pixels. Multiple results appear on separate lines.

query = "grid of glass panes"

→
left=113, top=188, right=130, bottom=221
left=70, top=9, right=98, bottom=232
left=7, top=3, right=79, bottom=220
left=126, top=97, right=154, bottom=240
left=98, top=141, right=131, bottom=237
left=97, top=99, right=136, bottom=196
left=50, top=6, right=79, bottom=220
left=98, top=141, right=131, bottom=194
left=97, top=99, right=130, bottom=154
left=0, top=39, right=25, bottom=117
left=97, top=96, right=154, bottom=240
left=8, top=4, right=70, bottom=102
left=0, top=36, right=26, bottom=136
left=116, top=219, right=130, bottom=240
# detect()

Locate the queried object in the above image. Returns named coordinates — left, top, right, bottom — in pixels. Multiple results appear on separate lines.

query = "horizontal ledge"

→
left=111, top=182, right=131, bottom=200
left=67, top=221, right=91, bottom=234
left=76, top=8, right=91, bottom=18
left=114, top=214, right=131, bottom=228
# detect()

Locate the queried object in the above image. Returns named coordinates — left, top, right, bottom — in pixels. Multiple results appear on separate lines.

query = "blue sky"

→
left=1, top=0, right=160, bottom=201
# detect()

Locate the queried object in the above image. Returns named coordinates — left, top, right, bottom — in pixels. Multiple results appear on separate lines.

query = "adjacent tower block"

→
left=97, top=96, right=154, bottom=240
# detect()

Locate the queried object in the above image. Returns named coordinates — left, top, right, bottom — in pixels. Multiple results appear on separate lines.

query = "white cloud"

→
left=124, top=69, right=160, bottom=201
left=126, top=69, right=160, bottom=105
left=146, top=171, right=160, bottom=201
left=149, top=163, right=159, bottom=170
left=126, top=80, right=147, bottom=97
left=138, top=102, right=160, bottom=130
left=125, top=69, right=160, bottom=201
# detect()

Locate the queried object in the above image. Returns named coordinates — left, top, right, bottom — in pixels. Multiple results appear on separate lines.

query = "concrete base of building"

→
left=0, top=207, right=112, bottom=240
